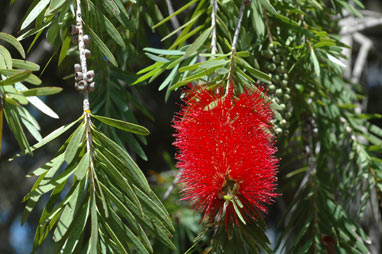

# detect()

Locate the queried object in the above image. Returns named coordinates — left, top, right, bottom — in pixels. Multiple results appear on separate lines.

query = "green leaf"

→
left=0, top=69, right=41, bottom=85
left=92, top=130, right=151, bottom=194
left=310, top=47, right=320, bottom=78
left=74, top=152, right=90, bottom=180
left=53, top=179, right=85, bottom=242
left=21, top=87, right=62, bottom=97
left=145, top=53, right=170, bottom=63
left=18, top=107, right=42, bottom=141
left=21, top=0, right=50, bottom=30
left=184, top=27, right=211, bottom=58
left=12, top=59, right=40, bottom=71
left=0, top=70, right=31, bottom=86
left=15, top=83, right=60, bottom=119
left=89, top=193, right=99, bottom=254
left=200, top=59, right=229, bottom=69
left=12, top=117, right=82, bottom=159
left=133, top=185, right=174, bottom=232
left=64, top=123, right=85, bottom=164
left=58, top=36, right=70, bottom=67
left=48, top=0, right=67, bottom=13
left=97, top=178, right=141, bottom=233
left=259, top=0, right=278, bottom=15
left=95, top=150, right=143, bottom=216
left=159, top=64, right=179, bottom=91
left=104, top=15, right=126, bottom=48
left=0, top=32, right=26, bottom=58
left=153, top=0, right=199, bottom=28
left=3, top=102, right=30, bottom=153
left=61, top=197, right=90, bottom=254
left=0, top=45, right=12, bottom=69
left=86, top=25, right=118, bottom=67
left=144, top=48, right=184, bottom=56
left=92, top=114, right=150, bottom=135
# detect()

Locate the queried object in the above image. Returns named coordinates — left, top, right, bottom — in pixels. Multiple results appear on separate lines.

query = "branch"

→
left=263, top=8, right=273, bottom=43
left=211, top=0, right=218, bottom=56
left=226, top=0, right=245, bottom=92
left=340, top=16, right=382, bottom=35
left=75, top=0, right=95, bottom=190
left=165, top=0, right=181, bottom=34
left=162, top=172, right=181, bottom=201
left=351, top=32, right=372, bottom=84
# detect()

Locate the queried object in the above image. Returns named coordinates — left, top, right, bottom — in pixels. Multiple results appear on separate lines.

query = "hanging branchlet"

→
left=226, top=0, right=245, bottom=94
left=211, top=0, right=218, bottom=56
left=73, top=0, right=95, bottom=100
left=74, top=0, right=96, bottom=191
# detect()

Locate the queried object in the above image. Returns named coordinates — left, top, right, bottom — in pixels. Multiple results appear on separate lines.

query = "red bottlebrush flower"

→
left=173, top=84, right=279, bottom=227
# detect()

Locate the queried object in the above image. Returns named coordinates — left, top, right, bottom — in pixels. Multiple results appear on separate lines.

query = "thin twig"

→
left=211, top=0, right=218, bottom=56
left=263, top=8, right=273, bottom=43
left=226, top=0, right=245, bottom=94
left=351, top=32, right=372, bottom=84
left=162, top=172, right=181, bottom=201
left=76, top=0, right=95, bottom=190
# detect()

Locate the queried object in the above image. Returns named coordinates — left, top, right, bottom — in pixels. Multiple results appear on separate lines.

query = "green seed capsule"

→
left=267, top=63, right=277, bottom=72
left=268, top=84, right=276, bottom=92
left=284, top=130, right=290, bottom=136
left=269, top=43, right=276, bottom=50
left=283, top=94, right=290, bottom=101
left=281, top=80, right=288, bottom=88
left=285, top=112, right=292, bottom=119
left=279, top=104, right=286, bottom=111
left=272, top=75, right=281, bottom=83
left=285, top=87, right=291, bottom=93
left=282, top=73, right=289, bottom=80
left=272, top=55, right=281, bottom=63
left=280, top=119, right=287, bottom=127
left=263, top=49, right=274, bottom=59
left=277, top=65, right=287, bottom=74
left=276, top=128, right=283, bottom=134
left=275, top=89, right=283, bottom=97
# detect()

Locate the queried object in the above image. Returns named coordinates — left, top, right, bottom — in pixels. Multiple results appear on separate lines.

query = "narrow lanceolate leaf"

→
left=153, top=0, right=199, bottom=29
left=184, top=27, right=212, bottom=58
left=21, top=87, right=63, bottom=97
left=74, top=152, right=90, bottom=180
left=0, top=45, right=12, bottom=69
left=12, top=59, right=40, bottom=71
left=0, top=70, right=31, bottom=86
left=143, top=48, right=184, bottom=56
left=15, top=83, right=60, bottom=118
left=86, top=25, right=118, bottom=67
left=64, top=123, right=85, bottom=164
left=90, top=193, right=99, bottom=254
left=0, top=69, right=41, bottom=85
left=0, top=32, right=26, bottom=58
left=53, top=179, right=85, bottom=242
left=10, top=116, right=82, bottom=160
left=310, top=47, right=320, bottom=78
left=27, top=95, right=59, bottom=118
left=92, top=129, right=151, bottom=194
left=92, top=114, right=150, bottom=136
left=61, top=198, right=90, bottom=254
left=21, top=0, right=50, bottom=30
left=3, top=102, right=30, bottom=153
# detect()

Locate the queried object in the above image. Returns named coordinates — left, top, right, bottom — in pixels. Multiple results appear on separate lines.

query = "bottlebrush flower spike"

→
left=173, top=84, right=279, bottom=228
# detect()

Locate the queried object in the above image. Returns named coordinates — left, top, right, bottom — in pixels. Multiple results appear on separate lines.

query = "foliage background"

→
left=0, top=0, right=382, bottom=253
